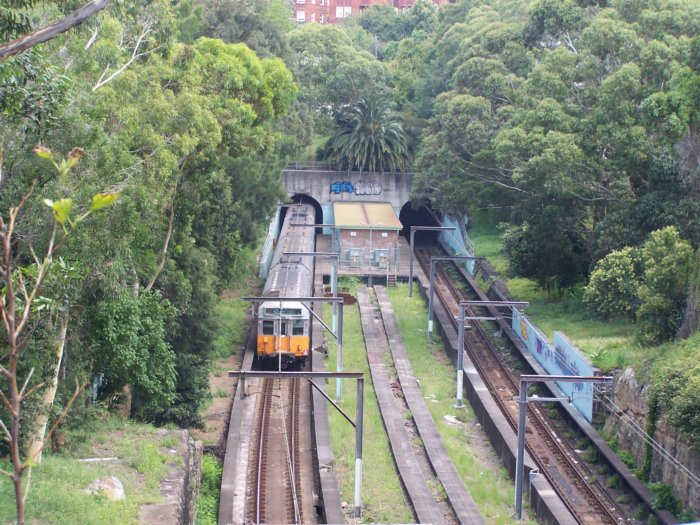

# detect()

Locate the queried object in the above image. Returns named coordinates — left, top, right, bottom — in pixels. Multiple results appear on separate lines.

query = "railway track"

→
left=416, top=247, right=627, bottom=525
left=246, top=377, right=305, bottom=525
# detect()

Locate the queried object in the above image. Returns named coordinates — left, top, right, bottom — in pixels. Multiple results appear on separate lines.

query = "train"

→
left=256, top=203, right=316, bottom=368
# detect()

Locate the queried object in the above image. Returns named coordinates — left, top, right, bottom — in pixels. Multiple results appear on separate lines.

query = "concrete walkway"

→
left=374, top=286, right=485, bottom=525
left=357, top=287, right=449, bottom=525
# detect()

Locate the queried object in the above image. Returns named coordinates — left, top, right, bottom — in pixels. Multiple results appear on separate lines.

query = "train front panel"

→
left=256, top=301, right=311, bottom=366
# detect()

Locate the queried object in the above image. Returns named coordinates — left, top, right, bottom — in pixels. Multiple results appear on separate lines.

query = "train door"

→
left=279, top=320, right=291, bottom=353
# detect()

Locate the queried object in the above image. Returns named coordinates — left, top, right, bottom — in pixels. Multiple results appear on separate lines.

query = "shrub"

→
left=584, top=246, right=641, bottom=319
left=649, top=482, right=680, bottom=515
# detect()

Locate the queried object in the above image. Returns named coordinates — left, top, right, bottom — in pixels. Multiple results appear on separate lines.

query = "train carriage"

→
left=256, top=204, right=316, bottom=368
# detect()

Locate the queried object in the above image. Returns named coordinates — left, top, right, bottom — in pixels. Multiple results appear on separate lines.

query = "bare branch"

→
left=0, top=416, right=9, bottom=441
left=92, top=19, right=156, bottom=92
left=28, top=379, right=87, bottom=464
left=0, top=467, right=11, bottom=478
left=22, top=382, right=46, bottom=401
left=18, top=367, right=34, bottom=399
left=145, top=200, right=176, bottom=292
left=15, top=224, right=57, bottom=337
left=85, top=27, right=99, bottom=50
left=0, top=0, right=110, bottom=60
left=0, top=389, right=13, bottom=414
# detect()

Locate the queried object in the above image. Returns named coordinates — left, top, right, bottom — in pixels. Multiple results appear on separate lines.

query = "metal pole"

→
left=368, top=225, right=373, bottom=287
left=331, top=257, right=338, bottom=333
left=409, top=227, right=416, bottom=297
left=354, top=377, right=364, bottom=518
left=515, top=379, right=528, bottom=519
left=428, top=258, right=436, bottom=342
left=336, top=302, right=344, bottom=402
left=455, top=302, right=465, bottom=408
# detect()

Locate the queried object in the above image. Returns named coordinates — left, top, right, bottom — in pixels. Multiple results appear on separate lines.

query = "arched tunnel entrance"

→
left=399, top=202, right=442, bottom=243
left=280, top=194, right=324, bottom=232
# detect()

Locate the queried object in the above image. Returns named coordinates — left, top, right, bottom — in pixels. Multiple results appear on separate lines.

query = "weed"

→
left=583, top=446, right=599, bottom=462
left=617, top=494, right=631, bottom=504
left=196, top=453, right=223, bottom=525
left=214, top=388, right=228, bottom=398
left=634, top=504, right=647, bottom=520
left=606, top=474, right=620, bottom=489
left=618, top=450, right=636, bottom=470
left=161, top=435, right=179, bottom=448
left=597, top=464, right=608, bottom=475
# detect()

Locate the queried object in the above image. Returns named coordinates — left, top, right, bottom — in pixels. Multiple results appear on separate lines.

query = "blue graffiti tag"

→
left=330, top=181, right=355, bottom=194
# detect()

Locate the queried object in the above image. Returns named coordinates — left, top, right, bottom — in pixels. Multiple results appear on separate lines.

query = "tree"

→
left=0, top=147, right=119, bottom=525
left=583, top=246, right=642, bottom=319
left=322, top=97, right=409, bottom=174
left=637, top=226, right=693, bottom=343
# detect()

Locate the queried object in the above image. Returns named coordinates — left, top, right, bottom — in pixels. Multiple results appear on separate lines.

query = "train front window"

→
left=265, top=307, right=302, bottom=316
left=280, top=322, right=287, bottom=336
left=262, top=320, right=274, bottom=335
left=292, top=320, right=304, bottom=335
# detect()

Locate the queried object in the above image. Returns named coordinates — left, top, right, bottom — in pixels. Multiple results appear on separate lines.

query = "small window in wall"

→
left=320, top=12, right=325, bottom=22
left=296, top=10, right=305, bottom=21
left=262, top=320, right=274, bottom=335
left=381, top=232, right=388, bottom=238
left=350, top=231, right=357, bottom=237
left=311, top=11, right=316, bottom=21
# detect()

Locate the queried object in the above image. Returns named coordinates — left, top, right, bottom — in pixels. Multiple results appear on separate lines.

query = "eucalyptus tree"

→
left=322, top=97, right=410, bottom=174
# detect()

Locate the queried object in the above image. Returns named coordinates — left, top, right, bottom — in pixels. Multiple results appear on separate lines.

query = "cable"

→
left=594, top=385, right=700, bottom=488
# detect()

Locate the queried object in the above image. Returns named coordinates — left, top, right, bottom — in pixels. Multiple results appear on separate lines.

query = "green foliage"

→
left=321, top=96, right=410, bottom=173
left=585, top=227, right=693, bottom=343
left=650, top=358, right=700, bottom=445
left=649, top=482, right=680, bottom=515
left=90, top=290, right=177, bottom=417
left=637, top=227, right=693, bottom=343
left=584, top=247, right=641, bottom=319
left=196, top=453, right=223, bottom=525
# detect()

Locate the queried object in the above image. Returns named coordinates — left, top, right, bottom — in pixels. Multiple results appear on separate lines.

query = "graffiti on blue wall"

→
left=330, top=180, right=382, bottom=196
left=512, top=309, right=597, bottom=421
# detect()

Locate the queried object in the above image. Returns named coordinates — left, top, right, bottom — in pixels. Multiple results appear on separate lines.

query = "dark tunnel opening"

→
left=399, top=202, right=443, bottom=243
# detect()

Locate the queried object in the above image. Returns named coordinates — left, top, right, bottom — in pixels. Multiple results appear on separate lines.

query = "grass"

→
left=386, top=284, right=538, bottom=524
left=196, top=453, right=223, bottom=525
left=324, top=279, right=537, bottom=524
left=467, top=219, right=637, bottom=372
left=212, top=273, right=262, bottom=359
left=0, top=414, right=174, bottom=525
left=324, top=281, right=414, bottom=524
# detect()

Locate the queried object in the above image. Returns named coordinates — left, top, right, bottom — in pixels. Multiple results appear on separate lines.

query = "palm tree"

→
left=324, top=97, right=410, bottom=174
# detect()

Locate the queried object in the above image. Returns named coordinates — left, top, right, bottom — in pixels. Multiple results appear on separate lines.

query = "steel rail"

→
left=417, top=247, right=624, bottom=525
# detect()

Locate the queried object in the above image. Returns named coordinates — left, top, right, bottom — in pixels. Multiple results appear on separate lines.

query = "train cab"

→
left=256, top=300, right=311, bottom=368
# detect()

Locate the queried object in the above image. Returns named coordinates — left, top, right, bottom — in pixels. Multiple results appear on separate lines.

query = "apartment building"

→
left=294, top=0, right=448, bottom=25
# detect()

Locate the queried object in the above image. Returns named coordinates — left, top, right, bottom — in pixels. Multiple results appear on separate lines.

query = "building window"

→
left=296, top=10, right=305, bottom=21
left=311, top=11, right=316, bottom=21
left=381, top=232, right=388, bottom=238
left=298, top=0, right=306, bottom=4
left=350, top=231, right=357, bottom=237
left=320, top=12, right=325, bottom=22
left=336, top=6, right=351, bottom=18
